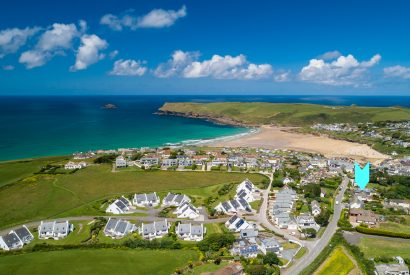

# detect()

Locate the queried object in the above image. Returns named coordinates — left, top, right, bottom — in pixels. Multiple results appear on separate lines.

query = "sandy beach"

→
left=209, top=125, right=389, bottom=162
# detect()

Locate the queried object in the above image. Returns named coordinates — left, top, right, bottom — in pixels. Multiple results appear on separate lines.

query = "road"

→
left=283, top=176, right=349, bottom=275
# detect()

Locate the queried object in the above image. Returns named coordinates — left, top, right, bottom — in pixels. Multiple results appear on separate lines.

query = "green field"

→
left=0, top=162, right=265, bottom=229
left=0, top=249, right=198, bottom=275
left=379, top=216, right=410, bottom=234
left=359, top=238, right=410, bottom=258
left=159, top=102, right=410, bottom=126
left=315, top=246, right=355, bottom=275
left=191, top=262, right=228, bottom=274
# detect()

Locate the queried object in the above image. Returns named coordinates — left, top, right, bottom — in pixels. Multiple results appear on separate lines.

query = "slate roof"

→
left=2, top=232, right=21, bottom=248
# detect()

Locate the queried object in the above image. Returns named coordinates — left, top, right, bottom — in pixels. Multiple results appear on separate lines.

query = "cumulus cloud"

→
left=154, top=50, right=199, bottom=78
left=70, top=34, right=108, bottom=71
left=100, top=6, right=186, bottom=31
left=299, top=53, right=381, bottom=86
left=383, top=65, right=410, bottom=79
left=154, top=50, right=274, bottom=80
left=19, top=23, right=81, bottom=68
left=109, top=59, right=147, bottom=76
left=109, top=50, right=119, bottom=59
left=317, top=50, right=342, bottom=60
left=0, top=27, right=39, bottom=58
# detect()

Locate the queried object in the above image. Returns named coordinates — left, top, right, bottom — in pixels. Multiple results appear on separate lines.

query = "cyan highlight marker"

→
left=354, top=162, right=370, bottom=190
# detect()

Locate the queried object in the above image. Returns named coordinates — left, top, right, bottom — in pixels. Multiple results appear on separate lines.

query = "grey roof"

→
left=191, top=225, right=203, bottom=236
left=164, top=193, right=175, bottom=202
left=146, top=192, right=157, bottom=202
left=54, top=222, right=69, bottom=234
left=2, top=232, right=21, bottom=248
left=174, top=194, right=184, bottom=204
left=228, top=215, right=238, bottom=224
left=135, top=194, right=146, bottom=203
left=230, top=199, right=240, bottom=209
left=222, top=202, right=232, bottom=212
left=14, top=226, right=32, bottom=241
left=240, top=229, right=258, bottom=238
left=115, top=200, right=127, bottom=210
left=118, top=197, right=130, bottom=206
left=262, top=237, right=280, bottom=247
left=178, top=223, right=191, bottom=234
left=237, top=189, right=247, bottom=198
left=238, top=198, right=250, bottom=209
left=155, top=220, right=168, bottom=231
left=105, top=218, right=118, bottom=231
left=115, top=220, right=128, bottom=234
left=39, top=222, right=54, bottom=234
left=143, top=223, right=155, bottom=234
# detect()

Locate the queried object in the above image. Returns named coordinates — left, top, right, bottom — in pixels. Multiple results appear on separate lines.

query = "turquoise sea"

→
left=1, top=95, right=410, bottom=161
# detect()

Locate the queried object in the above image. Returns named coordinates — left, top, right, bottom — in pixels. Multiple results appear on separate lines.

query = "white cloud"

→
left=70, top=34, right=108, bottom=71
left=155, top=50, right=274, bottom=80
left=2, top=65, right=15, bottom=71
left=19, top=23, right=81, bottom=68
left=0, top=27, right=39, bottom=58
left=109, top=59, right=147, bottom=76
left=109, top=50, right=119, bottom=59
left=384, top=65, right=410, bottom=79
left=137, top=5, right=186, bottom=28
left=154, top=50, right=199, bottom=78
left=318, top=50, right=341, bottom=60
left=299, top=54, right=381, bottom=86
left=100, top=6, right=187, bottom=31
left=273, top=71, right=291, bottom=82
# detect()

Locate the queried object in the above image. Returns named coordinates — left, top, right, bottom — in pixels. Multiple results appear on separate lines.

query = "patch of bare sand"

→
left=210, top=125, right=388, bottom=163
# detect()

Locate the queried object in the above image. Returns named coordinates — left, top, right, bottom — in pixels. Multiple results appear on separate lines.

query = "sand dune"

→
left=210, top=125, right=388, bottom=162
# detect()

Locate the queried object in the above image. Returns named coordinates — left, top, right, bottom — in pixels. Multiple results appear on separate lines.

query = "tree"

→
left=315, top=209, right=330, bottom=226
left=262, top=252, right=280, bottom=266
left=197, top=233, right=235, bottom=252
left=302, top=228, right=317, bottom=238
left=303, top=183, right=321, bottom=199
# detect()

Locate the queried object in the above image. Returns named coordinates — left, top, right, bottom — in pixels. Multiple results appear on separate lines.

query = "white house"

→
left=64, top=161, right=87, bottom=170
left=296, top=214, right=320, bottom=231
left=235, top=179, right=257, bottom=202
left=106, top=196, right=132, bottom=214
left=173, top=202, right=200, bottom=219
left=225, top=215, right=251, bottom=232
left=139, top=219, right=169, bottom=239
left=133, top=192, right=160, bottom=207
left=0, top=225, right=33, bottom=251
left=162, top=193, right=191, bottom=207
left=162, top=158, right=178, bottom=167
left=104, top=218, right=136, bottom=239
left=38, top=220, right=73, bottom=240
left=176, top=223, right=205, bottom=241
left=259, top=237, right=283, bottom=255
left=311, top=200, right=321, bottom=216
left=115, top=156, right=127, bottom=168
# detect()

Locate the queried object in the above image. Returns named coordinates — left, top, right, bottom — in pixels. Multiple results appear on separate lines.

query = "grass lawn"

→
left=250, top=199, right=262, bottom=212
left=359, top=238, right=410, bottom=258
left=0, top=164, right=265, bottom=229
left=315, top=246, right=355, bottom=275
left=0, top=249, right=198, bottom=275
left=191, top=262, right=228, bottom=275
left=205, top=223, right=226, bottom=234
left=294, top=247, right=307, bottom=259
left=0, top=156, right=68, bottom=187
left=379, top=216, right=410, bottom=234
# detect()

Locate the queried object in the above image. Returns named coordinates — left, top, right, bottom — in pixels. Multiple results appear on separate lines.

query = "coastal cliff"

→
left=157, top=102, right=410, bottom=127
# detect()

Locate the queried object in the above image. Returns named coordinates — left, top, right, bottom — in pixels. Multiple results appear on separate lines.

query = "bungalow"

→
left=140, top=156, right=159, bottom=166
left=215, top=198, right=251, bottom=214
left=240, top=228, right=258, bottom=239
left=132, top=192, right=160, bottom=207
left=296, top=214, right=320, bottom=231
left=176, top=223, right=204, bottom=241
left=173, top=202, right=200, bottom=219
left=0, top=225, right=33, bottom=251
left=162, top=158, right=178, bottom=167
left=104, top=218, right=136, bottom=239
left=225, top=215, right=251, bottom=232
left=115, top=156, right=127, bottom=168
left=106, top=196, right=132, bottom=214
left=38, top=220, right=73, bottom=240
left=162, top=193, right=191, bottom=207
left=349, top=209, right=378, bottom=226
left=139, top=219, right=169, bottom=239
left=311, top=200, right=321, bottom=216
left=64, top=161, right=87, bottom=170
left=260, top=237, right=283, bottom=255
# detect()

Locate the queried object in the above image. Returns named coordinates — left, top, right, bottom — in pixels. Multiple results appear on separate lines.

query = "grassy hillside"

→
left=0, top=249, right=198, bottom=275
left=0, top=162, right=265, bottom=229
left=159, top=102, right=410, bottom=126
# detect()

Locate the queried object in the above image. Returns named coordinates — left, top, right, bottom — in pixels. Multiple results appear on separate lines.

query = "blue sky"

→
left=0, top=0, right=409, bottom=95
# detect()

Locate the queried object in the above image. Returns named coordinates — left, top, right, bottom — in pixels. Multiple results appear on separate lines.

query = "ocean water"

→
left=0, top=95, right=409, bottom=161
